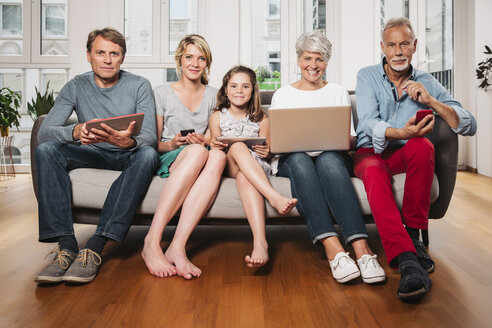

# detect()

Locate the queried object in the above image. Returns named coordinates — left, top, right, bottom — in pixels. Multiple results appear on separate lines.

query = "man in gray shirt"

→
left=34, top=28, right=159, bottom=284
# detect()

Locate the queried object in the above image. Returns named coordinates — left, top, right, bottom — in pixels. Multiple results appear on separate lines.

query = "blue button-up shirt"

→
left=355, top=58, right=477, bottom=153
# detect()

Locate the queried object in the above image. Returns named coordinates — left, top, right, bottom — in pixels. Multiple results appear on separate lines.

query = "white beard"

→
left=390, top=58, right=409, bottom=72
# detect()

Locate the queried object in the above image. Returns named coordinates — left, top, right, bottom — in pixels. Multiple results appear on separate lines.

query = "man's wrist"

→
left=72, top=124, right=81, bottom=141
left=126, top=137, right=137, bottom=149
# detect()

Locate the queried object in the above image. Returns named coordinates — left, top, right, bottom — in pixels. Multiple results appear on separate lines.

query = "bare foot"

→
left=165, top=245, right=202, bottom=280
left=270, top=195, right=298, bottom=215
left=142, top=241, right=177, bottom=278
left=245, top=241, right=269, bottom=268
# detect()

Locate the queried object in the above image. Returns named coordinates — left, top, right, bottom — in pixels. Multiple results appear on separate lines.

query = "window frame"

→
left=0, top=0, right=30, bottom=63
left=41, top=2, right=68, bottom=39
left=31, top=0, right=69, bottom=63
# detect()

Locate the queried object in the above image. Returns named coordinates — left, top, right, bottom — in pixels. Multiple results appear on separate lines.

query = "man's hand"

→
left=88, top=121, right=137, bottom=149
left=403, top=80, right=460, bottom=130
left=387, top=114, right=435, bottom=140
left=402, top=81, right=435, bottom=106
left=73, top=123, right=100, bottom=145
left=252, top=143, right=270, bottom=158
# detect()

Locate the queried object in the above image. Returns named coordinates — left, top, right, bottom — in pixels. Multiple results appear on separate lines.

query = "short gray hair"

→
left=382, top=17, right=416, bottom=42
left=295, top=30, right=332, bottom=63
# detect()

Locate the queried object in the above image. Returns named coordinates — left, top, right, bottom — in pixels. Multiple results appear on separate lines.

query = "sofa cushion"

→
left=69, top=168, right=439, bottom=219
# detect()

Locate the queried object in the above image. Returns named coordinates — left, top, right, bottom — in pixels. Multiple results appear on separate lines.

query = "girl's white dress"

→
left=219, top=108, right=277, bottom=175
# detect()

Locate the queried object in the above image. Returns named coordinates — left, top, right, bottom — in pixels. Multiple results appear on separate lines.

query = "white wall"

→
left=473, top=0, right=492, bottom=176
left=199, top=0, right=239, bottom=89
left=336, top=0, right=380, bottom=90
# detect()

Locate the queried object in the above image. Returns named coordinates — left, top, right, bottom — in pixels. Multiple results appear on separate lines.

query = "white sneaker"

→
left=357, top=254, right=386, bottom=284
left=329, top=252, right=360, bottom=283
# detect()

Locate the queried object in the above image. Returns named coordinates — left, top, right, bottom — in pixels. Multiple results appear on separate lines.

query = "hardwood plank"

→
left=0, top=173, right=491, bottom=328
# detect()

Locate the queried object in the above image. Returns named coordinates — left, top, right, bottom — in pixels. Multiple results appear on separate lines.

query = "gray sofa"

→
left=30, top=92, right=458, bottom=245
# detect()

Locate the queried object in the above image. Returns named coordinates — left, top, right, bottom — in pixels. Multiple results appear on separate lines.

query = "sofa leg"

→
left=421, top=229, right=429, bottom=247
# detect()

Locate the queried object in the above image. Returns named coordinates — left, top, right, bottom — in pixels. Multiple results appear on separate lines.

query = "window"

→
left=169, top=0, right=197, bottom=55
left=0, top=70, right=23, bottom=104
left=41, top=69, right=67, bottom=97
left=123, top=0, right=197, bottom=62
left=1, top=3, right=21, bottom=36
left=381, top=0, right=409, bottom=27
left=0, top=1, right=23, bottom=56
left=268, top=0, right=279, bottom=18
left=125, top=0, right=153, bottom=56
left=426, top=0, right=454, bottom=95
left=300, top=0, right=325, bottom=33
left=240, top=0, right=281, bottom=91
left=41, top=0, right=68, bottom=56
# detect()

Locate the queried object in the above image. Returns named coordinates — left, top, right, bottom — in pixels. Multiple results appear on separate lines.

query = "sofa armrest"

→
left=30, top=115, right=46, bottom=200
left=426, top=115, right=458, bottom=219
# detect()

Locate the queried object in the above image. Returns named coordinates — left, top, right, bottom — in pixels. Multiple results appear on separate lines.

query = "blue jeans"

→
left=36, top=141, right=159, bottom=242
left=277, top=151, right=368, bottom=244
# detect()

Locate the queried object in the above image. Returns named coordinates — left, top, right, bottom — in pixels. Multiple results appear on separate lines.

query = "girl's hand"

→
left=185, top=132, right=207, bottom=146
left=252, top=143, right=270, bottom=158
left=210, top=138, right=228, bottom=150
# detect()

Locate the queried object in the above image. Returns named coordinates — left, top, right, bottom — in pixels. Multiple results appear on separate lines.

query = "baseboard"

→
left=458, top=165, right=477, bottom=173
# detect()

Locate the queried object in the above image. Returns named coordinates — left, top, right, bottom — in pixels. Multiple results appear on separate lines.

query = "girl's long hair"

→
left=214, top=65, right=264, bottom=123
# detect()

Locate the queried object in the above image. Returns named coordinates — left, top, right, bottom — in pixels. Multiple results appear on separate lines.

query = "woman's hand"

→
left=185, top=132, right=207, bottom=146
left=252, top=143, right=270, bottom=158
left=170, top=133, right=188, bottom=149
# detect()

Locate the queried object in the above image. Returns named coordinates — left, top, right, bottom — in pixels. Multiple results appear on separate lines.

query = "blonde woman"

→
left=142, top=35, right=226, bottom=279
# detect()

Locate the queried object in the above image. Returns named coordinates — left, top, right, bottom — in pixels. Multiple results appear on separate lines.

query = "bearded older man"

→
left=354, top=17, right=476, bottom=301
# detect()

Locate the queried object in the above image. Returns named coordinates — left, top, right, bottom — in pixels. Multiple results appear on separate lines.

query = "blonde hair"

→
left=174, top=34, right=212, bottom=85
left=214, top=65, right=264, bottom=123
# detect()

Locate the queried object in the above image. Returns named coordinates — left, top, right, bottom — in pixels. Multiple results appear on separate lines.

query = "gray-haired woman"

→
left=271, top=30, right=386, bottom=284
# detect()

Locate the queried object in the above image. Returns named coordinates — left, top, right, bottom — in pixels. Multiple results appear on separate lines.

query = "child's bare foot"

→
left=245, top=241, right=269, bottom=268
left=165, top=245, right=202, bottom=280
left=271, top=195, right=298, bottom=215
left=142, top=241, right=177, bottom=278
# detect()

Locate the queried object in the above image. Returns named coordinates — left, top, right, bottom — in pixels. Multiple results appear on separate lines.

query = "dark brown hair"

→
left=214, top=65, right=264, bottom=123
left=86, top=27, right=127, bottom=56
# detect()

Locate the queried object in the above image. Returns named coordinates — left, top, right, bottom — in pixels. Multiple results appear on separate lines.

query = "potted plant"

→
left=27, top=82, right=55, bottom=121
left=476, top=45, right=492, bottom=91
left=0, top=87, right=21, bottom=137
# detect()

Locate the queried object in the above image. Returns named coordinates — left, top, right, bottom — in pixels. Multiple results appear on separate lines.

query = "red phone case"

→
left=416, top=109, right=433, bottom=124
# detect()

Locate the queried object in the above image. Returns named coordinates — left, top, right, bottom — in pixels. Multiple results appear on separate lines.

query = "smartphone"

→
left=415, top=109, right=433, bottom=124
left=180, top=129, right=195, bottom=136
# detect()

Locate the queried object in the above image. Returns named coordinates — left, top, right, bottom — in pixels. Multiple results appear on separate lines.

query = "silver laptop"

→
left=268, top=106, right=351, bottom=153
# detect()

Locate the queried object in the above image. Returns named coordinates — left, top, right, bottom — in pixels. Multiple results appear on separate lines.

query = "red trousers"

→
left=353, top=137, right=435, bottom=267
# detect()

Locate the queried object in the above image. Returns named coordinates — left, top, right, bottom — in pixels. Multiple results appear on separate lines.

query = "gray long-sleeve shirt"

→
left=38, top=70, right=157, bottom=151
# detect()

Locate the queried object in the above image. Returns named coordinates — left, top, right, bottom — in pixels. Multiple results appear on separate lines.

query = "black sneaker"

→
left=35, top=247, right=77, bottom=284
left=63, top=249, right=102, bottom=284
left=397, top=260, right=432, bottom=301
left=412, top=239, right=435, bottom=273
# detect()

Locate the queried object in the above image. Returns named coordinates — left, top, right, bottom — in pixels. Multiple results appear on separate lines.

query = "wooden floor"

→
left=0, top=172, right=491, bottom=328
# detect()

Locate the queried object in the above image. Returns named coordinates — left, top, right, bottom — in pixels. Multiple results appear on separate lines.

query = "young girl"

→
left=209, top=65, right=297, bottom=268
